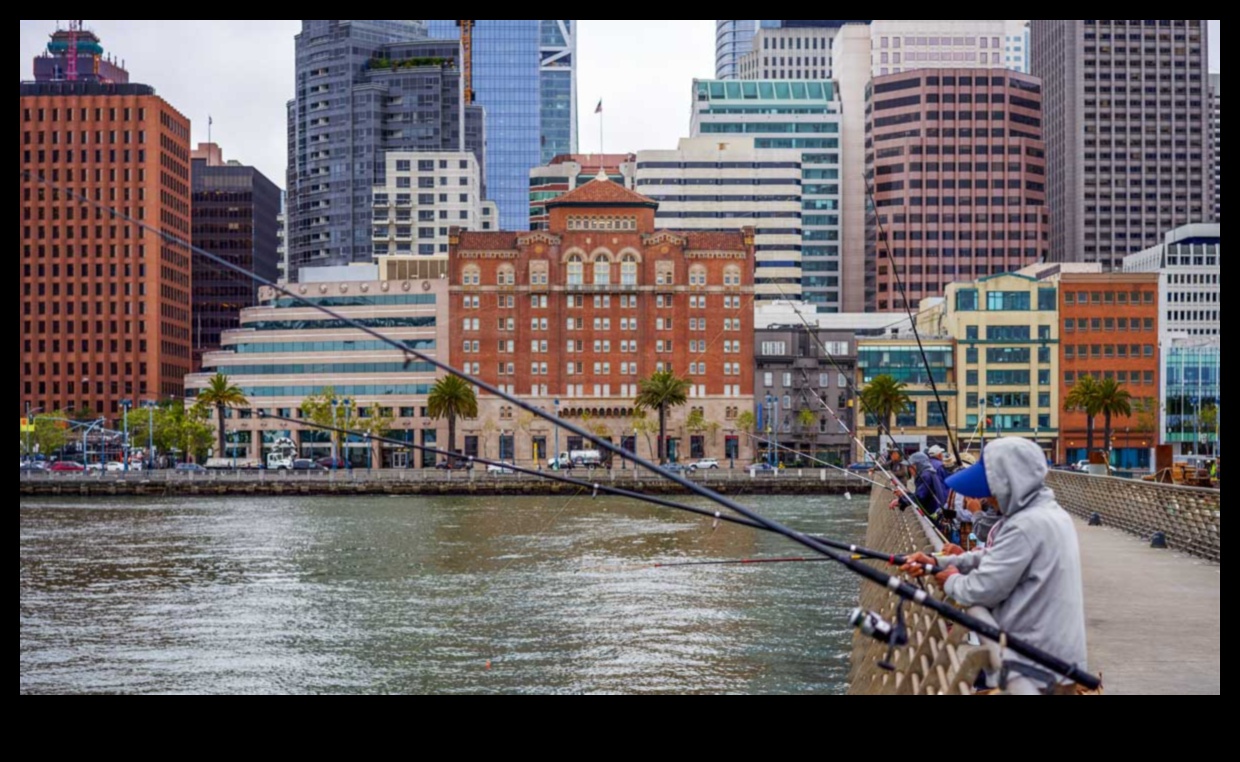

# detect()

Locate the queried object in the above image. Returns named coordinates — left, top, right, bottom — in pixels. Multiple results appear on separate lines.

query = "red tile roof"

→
left=455, top=232, right=520, bottom=250
left=684, top=231, right=750, bottom=251
left=545, top=177, right=659, bottom=209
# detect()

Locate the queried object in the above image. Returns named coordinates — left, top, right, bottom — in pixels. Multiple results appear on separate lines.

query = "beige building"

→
left=940, top=273, right=1061, bottom=460
left=371, top=151, right=497, bottom=260
left=185, top=274, right=450, bottom=468
left=856, top=336, right=957, bottom=461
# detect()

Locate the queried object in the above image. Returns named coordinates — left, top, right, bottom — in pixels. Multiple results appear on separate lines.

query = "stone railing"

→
left=848, top=489, right=1004, bottom=695
left=1047, top=471, right=1220, bottom=563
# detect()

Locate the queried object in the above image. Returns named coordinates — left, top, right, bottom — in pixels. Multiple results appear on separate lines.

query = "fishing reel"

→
left=849, top=602, right=908, bottom=672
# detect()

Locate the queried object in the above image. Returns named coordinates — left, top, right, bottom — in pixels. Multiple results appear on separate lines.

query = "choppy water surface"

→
left=20, top=493, right=869, bottom=694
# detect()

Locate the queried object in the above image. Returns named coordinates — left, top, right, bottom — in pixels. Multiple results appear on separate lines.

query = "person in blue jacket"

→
left=890, top=451, right=949, bottom=519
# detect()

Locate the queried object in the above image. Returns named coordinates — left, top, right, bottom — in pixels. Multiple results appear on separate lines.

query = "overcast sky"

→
left=19, top=19, right=1221, bottom=188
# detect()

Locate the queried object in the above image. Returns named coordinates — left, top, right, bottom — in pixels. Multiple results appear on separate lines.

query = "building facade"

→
left=287, top=21, right=483, bottom=272
left=185, top=274, right=449, bottom=467
left=856, top=337, right=957, bottom=460
left=1057, top=272, right=1160, bottom=468
left=448, top=177, right=756, bottom=465
left=1122, top=223, right=1219, bottom=339
left=426, top=20, right=578, bottom=230
left=370, top=151, right=497, bottom=261
left=1163, top=337, right=1219, bottom=457
left=191, top=143, right=282, bottom=371
left=1031, top=19, right=1212, bottom=268
left=738, top=26, right=839, bottom=80
left=530, top=154, right=636, bottom=231
left=1211, top=73, right=1220, bottom=222
left=755, top=327, right=856, bottom=464
left=690, top=79, right=844, bottom=307
left=716, top=20, right=761, bottom=79
left=867, top=68, right=1049, bottom=311
left=20, top=75, right=193, bottom=423
left=871, top=20, right=1021, bottom=77
left=635, top=137, right=802, bottom=303
left=942, top=273, right=1060, bottom=461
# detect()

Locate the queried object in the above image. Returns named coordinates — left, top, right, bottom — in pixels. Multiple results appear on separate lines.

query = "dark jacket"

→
left=905, top=452, right=948, bottom=515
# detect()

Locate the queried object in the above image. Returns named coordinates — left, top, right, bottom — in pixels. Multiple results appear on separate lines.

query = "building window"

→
left=567, top=255, right=584, bottom=286
left=594, top=254, right=612, bottom=286
left=621, top=254, right=638, bottom=286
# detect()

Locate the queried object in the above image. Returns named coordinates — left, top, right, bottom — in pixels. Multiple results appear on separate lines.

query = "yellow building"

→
left=941, top=273, right=1060, bottom=461
left=855, top=336, right=957, bottom=461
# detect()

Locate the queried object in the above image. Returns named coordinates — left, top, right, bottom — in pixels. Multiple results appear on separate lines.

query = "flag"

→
left=594, top=99, right=603, bottom=114
left=208, top=115, right=213, bottom=126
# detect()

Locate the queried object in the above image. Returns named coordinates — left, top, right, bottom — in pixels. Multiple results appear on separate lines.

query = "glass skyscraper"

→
left=427, top=20, right=577, bottom=231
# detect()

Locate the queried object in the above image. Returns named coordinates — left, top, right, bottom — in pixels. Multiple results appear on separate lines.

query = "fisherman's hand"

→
left=934, top=566, right=960, bottom=587
left=889, top=499, right=901, bottom=511
left=940, top=543, right=965, bottom=557
left=900, top=552, right=937, bottom=577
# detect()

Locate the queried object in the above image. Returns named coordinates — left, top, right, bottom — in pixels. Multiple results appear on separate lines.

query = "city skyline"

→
left=28, top=20, right=1219, bottom=192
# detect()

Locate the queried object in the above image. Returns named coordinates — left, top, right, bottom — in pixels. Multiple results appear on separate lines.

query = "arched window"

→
left=620, top=253, right=639, bottom=286
left=462, top=265, right=481, bottom=286
left=594, top=253, right=612, bottom=286
left=724, top=265, right=741, bottom=287
left=689, top=265, right=708, bottom=287
left=497, top=264, right=515, bottom=286
left=567, top=254, right=584, bottom=286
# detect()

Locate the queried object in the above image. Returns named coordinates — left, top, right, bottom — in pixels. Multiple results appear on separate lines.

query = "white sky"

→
left=19, top=19, right=1221, bottom=189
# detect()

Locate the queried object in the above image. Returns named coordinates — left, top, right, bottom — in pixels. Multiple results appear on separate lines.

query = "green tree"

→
left=736, top=410, right=757, bottom=463
left=686, top=408, right=706, bottom=438
left=1200, top=403, right=1219, bottom=456
left=1133, top=397, right=1160, bottom=440
left=358, top=407, right=395, bottom=467
left=631, top=410, right=656, bottom=460
left=300, top=387, right=352, bottom=459
left=32, top=411, right=71, bottom=457
left=634, top=370, right=692, bottom=463
left=798, top=407, right=818, bottom=461
left=427, top=375, right=479, bottom=457
left=1095, top=378, right=1134, bottom=460
left=197, top=373, right=249, bottom=457
left=1064, top=374, right=1102, bottom=457
left=859, top=374, right=912, bottom=437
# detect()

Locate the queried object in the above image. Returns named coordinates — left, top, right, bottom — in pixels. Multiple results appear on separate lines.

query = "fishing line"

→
left=23, top=170, right=1100, bottom=690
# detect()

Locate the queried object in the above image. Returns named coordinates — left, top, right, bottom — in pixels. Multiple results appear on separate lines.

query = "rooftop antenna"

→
left=66, top=20, right=83, bottom=81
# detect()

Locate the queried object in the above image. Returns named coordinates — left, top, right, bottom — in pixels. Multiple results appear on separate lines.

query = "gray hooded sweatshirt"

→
left=940, top=438, right=1088, bottom=680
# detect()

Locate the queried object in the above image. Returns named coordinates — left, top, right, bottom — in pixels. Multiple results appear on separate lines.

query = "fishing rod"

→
left=593, top=556, right=836, bottom=572
left=740, top=431, right=888, bottom=490
left=259, top=412, right=946, bottom=575
left=864, top=180, right=963, bottom=468
left=22, top=170, right=1101, bottom=690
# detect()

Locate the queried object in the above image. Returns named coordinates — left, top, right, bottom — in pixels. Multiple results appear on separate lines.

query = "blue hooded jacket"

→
left=906, top=451, right=948, bottom=515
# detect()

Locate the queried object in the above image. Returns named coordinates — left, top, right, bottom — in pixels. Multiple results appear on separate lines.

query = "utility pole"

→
left=121, top=399, right=132, bottom=472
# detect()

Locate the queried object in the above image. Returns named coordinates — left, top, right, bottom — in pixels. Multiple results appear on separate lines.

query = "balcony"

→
left=565, top=283, right=639, bottom=293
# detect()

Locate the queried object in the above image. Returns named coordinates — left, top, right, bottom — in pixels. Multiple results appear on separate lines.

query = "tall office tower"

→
left=870, top=20, right=1028, bottom=77
left=636, top=138, right=803, bottom=303
left=529, top=154, right=637, bottom=231
left=1004, top=20, right=1031, bottom=74
left=738, top=26, right=840, bottom=80
left=190, top=143, right=282, bottom=370
left=1031, top=20, right=1212, bottom=268
left=835, top=23, right=874, bottom=313
left=370, top=151, right=498, bottom=260
left=866, top=68, right=1049, bottom=311
left=1210, top=73, right=1220, bottom=222
left=21, top=25, right=192, bottom=422
left=690, top=79, right=844, bottom=307
left=287, top=20, right=484, bottom=274
left=717, top=20, right=760, bottom=79
left=426, top=20, right=578, bottom=231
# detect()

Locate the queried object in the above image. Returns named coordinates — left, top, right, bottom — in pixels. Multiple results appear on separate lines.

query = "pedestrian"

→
left=901, top=437, right=1088, bottom=693
left=890, top=451, right=949, bottom=521
left=927, top=444, right=951, bottom=479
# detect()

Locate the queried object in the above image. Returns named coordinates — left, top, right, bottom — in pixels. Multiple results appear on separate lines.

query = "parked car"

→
left=104, top=462, right=127, bottom=473
left=20, top=462, right=47, bottom=473
left=292, top=459, right=321, bottom=471
left=50, top=461, right=86, bottom=473
left=748, top=463, right=778, bottom=476
left=436, top=458, right=474, bottom=471
left=662, top=463, right=691, bottom=474
left=317, top=457, right=349, bottom=470
left=848, top=461, right=877, bottom=472
left=487, top=462, right=516, bottom=475
left=690, top=458, right=720, bottom=471
left=174, top=463, right=208, bottom=474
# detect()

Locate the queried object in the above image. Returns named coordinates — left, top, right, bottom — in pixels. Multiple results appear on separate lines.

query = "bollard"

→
left=1150, top=531, right=1168, bottom=549
left=1088, top=513, right=1103, bottom=527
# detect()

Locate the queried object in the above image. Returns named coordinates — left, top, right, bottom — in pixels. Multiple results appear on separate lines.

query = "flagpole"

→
left=599, top=106, right=604, bottom=154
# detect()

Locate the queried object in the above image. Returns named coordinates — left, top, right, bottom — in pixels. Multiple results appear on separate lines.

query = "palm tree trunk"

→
left=658, top=404, right=667, bottom=463
left=448, top=412, right=457, bottom=457
left=1085, top=415, right=1095, bottom=459
left=216, top=404, right=225, bottom=458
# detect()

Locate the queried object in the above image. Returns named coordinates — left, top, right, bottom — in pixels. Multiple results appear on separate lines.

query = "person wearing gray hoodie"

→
left=902, top=437, right=1088, bottom=690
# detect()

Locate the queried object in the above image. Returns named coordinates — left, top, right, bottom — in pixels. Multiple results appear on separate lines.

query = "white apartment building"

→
left=636, top=137, right=803, bottom=301
left=738, top=27, right=839, bottom=80
left=371, top=151, right=497, bottom=260
left=1123, top=223, right=1220, bottom=340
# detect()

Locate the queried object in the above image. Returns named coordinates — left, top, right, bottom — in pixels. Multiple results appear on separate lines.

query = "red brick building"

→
left=20, top=80, right=193, bottom=423
left=867, top=68, right=1049, bottom=311
left=449, top=177, right=757, bottom=465
left=1058, top=272, right=1160, bottom=468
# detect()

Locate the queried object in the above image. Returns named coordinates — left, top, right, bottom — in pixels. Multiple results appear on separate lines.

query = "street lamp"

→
left=120, top=399, right=133, bottom=472
left=142, top=400, right=157, bottom=469
left=24, top=405, right=43, bottom=460
left=554, top=399, right=561, bottom=470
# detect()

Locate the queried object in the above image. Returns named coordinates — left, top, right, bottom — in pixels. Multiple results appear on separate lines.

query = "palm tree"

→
left=634, top=370, right=691, bottom=463
left=1095, top=378, right=1133, bottom=462
left=196, top=373, right=248, bottom=457
left=1064, top=374, right=1102, bottom=458
left=427, top=375, right=478, bottom=457
left=859, top=374, right=911, bottom=439
left=798, top=407, right=818, bottom=462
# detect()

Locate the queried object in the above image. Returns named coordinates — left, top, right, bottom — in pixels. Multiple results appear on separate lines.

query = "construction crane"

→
left=456, top=20, right=476, bottom=103
left=65, top=20, right=83, bottom=81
